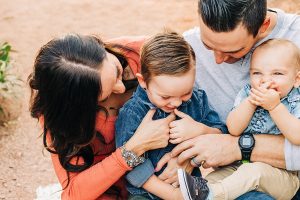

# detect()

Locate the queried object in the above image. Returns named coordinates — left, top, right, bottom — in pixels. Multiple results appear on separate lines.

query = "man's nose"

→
left=214, top=51, right=229, bottom=64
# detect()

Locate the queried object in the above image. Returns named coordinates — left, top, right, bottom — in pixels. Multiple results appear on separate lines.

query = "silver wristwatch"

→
left=120, top=145, right=145, bottom=168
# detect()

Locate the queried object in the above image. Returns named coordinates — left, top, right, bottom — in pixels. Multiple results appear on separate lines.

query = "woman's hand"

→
left=125, top=109, right=175, bottom=156
left=155, top=153, right=194, bottom=186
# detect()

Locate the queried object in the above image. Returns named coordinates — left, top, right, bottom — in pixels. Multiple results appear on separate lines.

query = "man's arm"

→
left=171, top=133, right=286, bottom=169
left=251, top=134, right=285, bottom=169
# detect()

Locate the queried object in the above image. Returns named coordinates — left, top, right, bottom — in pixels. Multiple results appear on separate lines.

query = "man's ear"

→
left=258, top=16, right=271, bottom=35
left=136, top=73, right=147, bottom=89
left=294, top=71, right=300, bottom=88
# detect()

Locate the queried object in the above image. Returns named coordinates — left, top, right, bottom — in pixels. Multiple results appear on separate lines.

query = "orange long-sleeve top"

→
left=43, top=36, right=146, bottom=200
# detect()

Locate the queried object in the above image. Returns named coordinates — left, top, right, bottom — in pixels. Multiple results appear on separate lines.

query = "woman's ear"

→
left=294, top=71, right=300, bottom=88
left=136, top=73, right=147, bottom=89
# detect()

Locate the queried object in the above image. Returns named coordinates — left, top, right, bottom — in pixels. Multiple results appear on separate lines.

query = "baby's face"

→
left=144, top=68, right=195, bottom=113
left=250, top=47, right=299, bottom=98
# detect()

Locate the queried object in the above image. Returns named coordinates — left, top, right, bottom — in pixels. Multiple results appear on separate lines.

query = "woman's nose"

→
left=112, top=79, right=126, bottom=94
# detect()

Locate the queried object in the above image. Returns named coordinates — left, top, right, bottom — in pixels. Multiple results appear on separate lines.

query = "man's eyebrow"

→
left=202, top=40, right=244, bottom=54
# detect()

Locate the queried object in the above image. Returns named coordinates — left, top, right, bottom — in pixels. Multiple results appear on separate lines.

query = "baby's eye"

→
left=273, top=72, right=283, bottom=75
left=252, top=72, right=261, bottom=75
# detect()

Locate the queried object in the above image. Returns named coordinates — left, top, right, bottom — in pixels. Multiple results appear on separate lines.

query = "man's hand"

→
left=171, top=134, right=241, bottom=168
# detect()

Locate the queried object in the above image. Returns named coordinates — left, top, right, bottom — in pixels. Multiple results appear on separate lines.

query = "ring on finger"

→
left=191, top=157, right=201, bottom=167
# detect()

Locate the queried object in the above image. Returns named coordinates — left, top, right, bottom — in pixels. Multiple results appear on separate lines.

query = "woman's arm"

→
left=227, top=97, right=257, bottom=136
left=51, top=148, right=131, bottom=200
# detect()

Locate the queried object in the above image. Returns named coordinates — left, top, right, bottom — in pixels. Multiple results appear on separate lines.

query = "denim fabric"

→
left=233, top=84, right=300, bottom=134
left=236, top=191, right=275, bottom=200
left=115, top=86, right=227, bottom=197
left=292, top=188, right=300, bottom=200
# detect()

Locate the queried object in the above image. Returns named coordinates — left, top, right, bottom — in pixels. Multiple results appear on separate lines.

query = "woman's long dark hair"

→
left=28, top=34, right=138, bottom=191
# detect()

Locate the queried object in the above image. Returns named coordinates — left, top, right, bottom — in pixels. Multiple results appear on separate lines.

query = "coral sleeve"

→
left=50, top=147, right=131, bottom=200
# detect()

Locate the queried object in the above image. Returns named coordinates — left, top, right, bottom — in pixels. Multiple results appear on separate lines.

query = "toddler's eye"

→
left=252, top=72, right=261, bottom=75
left=161, top=96, right=170, bottom=100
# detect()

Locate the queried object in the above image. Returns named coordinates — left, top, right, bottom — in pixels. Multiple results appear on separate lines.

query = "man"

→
left=173, top=0, right=300, bottom=199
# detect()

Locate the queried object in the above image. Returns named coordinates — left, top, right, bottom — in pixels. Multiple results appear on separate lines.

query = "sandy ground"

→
left=0, top=0, right=299, bottom=199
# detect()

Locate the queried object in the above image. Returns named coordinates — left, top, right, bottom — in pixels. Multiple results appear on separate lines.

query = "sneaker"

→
left=178, top=169, right=209, bottom=200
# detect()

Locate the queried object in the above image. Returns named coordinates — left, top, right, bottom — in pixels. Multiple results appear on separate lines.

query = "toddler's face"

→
left=144, top=68, right=195, bottom=113
left=250, top=47, right=299, bottom=98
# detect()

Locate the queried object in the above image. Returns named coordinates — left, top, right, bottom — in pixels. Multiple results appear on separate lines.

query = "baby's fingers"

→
left=169, top=138, right=182, bottom=144
left=249, top=99, right=261, bottom=106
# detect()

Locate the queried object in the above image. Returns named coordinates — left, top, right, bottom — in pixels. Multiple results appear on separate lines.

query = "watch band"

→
left=238, top=133, right=255, bottom=162
left=120, top=145, right=145, bottom=168
left=241, top=149, right=251, bottom=161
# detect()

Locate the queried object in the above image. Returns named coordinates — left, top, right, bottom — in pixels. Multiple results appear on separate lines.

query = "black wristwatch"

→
left=238, top=133, right=255, bottom=162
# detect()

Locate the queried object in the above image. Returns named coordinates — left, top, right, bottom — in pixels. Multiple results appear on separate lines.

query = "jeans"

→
left=236, top=191, right=274, bottom=200
left=292, top=188, right=300, bottom=200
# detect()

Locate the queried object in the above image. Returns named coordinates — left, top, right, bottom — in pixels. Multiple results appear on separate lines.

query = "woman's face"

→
left=98, top=52, right=126, bottom=101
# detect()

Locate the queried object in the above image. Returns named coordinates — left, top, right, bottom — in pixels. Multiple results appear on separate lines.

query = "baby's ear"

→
left=294, top=71, right=300, bottom=88
left=136, top=73, right=147, bottom=89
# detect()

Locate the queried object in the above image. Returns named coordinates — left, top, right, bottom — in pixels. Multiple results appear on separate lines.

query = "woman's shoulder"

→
left=106, top=36, right=148, bottom=49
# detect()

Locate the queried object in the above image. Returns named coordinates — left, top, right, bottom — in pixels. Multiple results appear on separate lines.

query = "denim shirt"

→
left=115, top=86, right=227, bottom=197
left=233, top=84, right=300, bottom=134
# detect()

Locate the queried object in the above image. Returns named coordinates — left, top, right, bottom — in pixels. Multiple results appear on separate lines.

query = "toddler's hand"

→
left=169, top=109, right=202, bottom=144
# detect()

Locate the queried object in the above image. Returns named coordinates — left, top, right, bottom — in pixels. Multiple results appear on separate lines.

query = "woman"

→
left=28, top=34, right=175, bottom=199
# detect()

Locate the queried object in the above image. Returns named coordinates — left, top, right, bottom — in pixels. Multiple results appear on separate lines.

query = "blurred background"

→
left=0, top=0, right=299, bottom=199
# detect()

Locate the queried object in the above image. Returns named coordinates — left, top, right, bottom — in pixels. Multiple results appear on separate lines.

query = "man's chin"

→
left=224, top=58, right=240, bottom=64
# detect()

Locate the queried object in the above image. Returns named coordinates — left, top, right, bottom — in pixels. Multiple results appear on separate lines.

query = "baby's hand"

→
left=250, top=86, right=280, bottom=111
left=169, top=109, right=202, bottom=144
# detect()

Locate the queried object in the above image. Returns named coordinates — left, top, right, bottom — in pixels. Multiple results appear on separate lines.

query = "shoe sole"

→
left=178, top=169, right=192, bottom=200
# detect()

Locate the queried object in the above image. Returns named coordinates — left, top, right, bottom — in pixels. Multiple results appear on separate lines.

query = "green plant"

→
left=0, top=42, right=22, bottom=123
left=0, top=42, right=21, bottom=93
left=0, top=42, right=11, bottom=83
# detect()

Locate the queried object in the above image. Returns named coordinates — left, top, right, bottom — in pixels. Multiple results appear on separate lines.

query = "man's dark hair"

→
left=198, top=0, right=267, bottom=37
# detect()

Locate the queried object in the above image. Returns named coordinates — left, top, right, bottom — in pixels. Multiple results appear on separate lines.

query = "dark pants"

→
left=292, top=188, right=300, bottom=200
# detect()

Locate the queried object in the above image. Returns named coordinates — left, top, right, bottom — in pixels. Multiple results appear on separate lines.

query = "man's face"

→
left=199, top=17, right=258, bottom=64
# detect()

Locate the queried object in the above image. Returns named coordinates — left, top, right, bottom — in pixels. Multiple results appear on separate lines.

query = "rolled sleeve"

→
left=285, top=139, right=300, bottom=171
left=126, top=159, right=155, bottom=187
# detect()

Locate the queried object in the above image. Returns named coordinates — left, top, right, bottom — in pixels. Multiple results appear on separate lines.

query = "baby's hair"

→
left=140, top=30, right=195, bottom=84
left=255, top=39, right=300, bottom=69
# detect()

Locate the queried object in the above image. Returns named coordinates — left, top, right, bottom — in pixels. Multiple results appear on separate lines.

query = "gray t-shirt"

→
left=183, top=9, right=300, bottom=172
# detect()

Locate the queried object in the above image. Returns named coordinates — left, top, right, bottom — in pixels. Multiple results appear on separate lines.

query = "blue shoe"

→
left=178, top=169, right=209, bottom=200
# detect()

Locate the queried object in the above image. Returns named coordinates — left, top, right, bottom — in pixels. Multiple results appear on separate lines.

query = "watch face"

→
left=243, top=137, right=252, bottom=147
left=239, top=134, right=254, bottom=149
